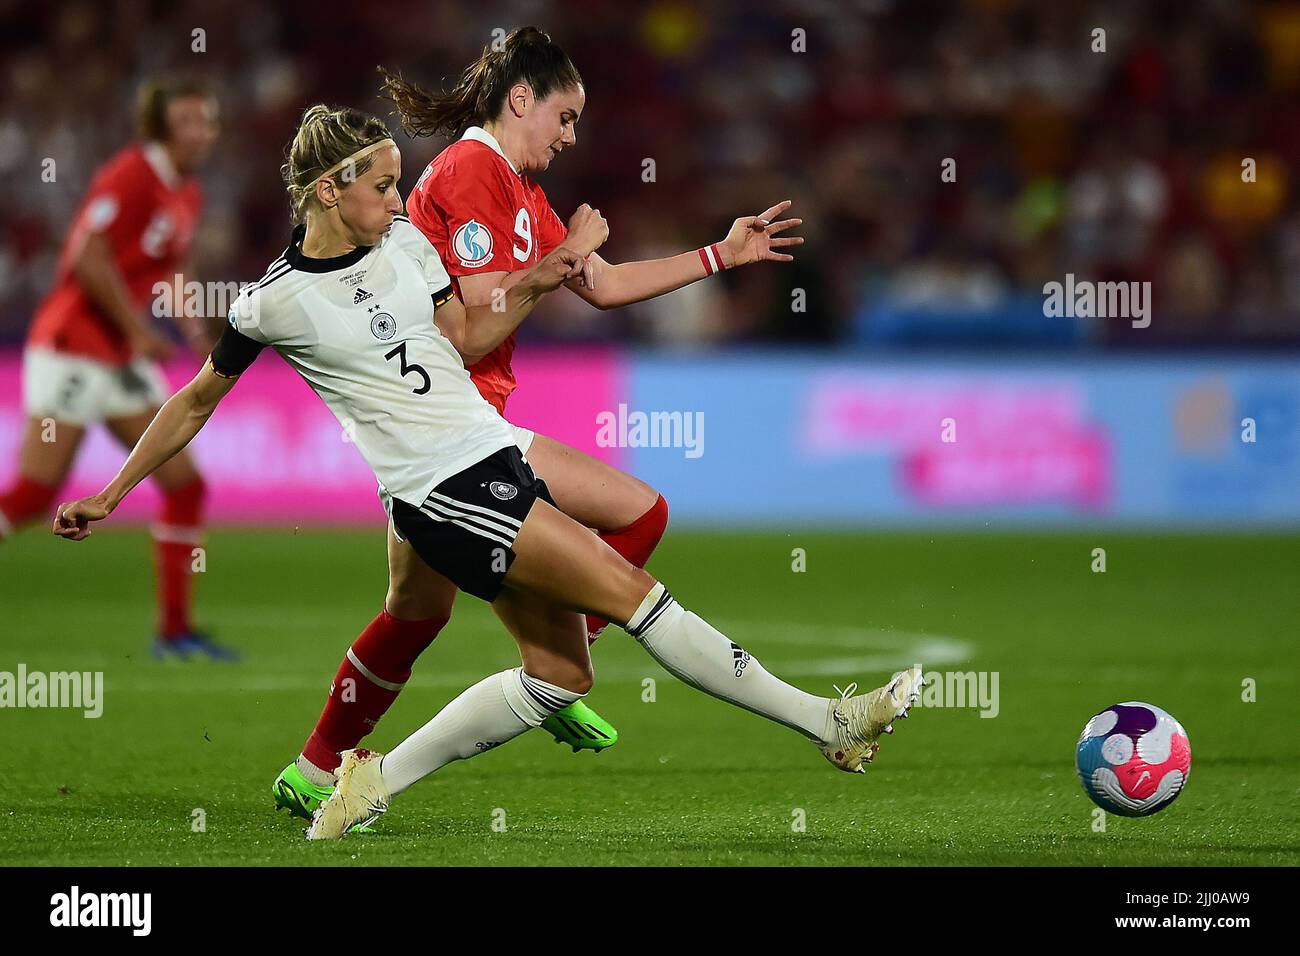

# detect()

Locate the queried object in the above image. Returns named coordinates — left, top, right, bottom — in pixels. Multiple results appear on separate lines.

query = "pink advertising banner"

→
left=801, top=375, right=1111, bottom=508
left=0, top=347, right=625, bottom=525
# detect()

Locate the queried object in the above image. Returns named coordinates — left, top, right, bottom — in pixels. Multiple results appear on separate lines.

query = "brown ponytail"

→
left=379, top=26, right=582, bottom=139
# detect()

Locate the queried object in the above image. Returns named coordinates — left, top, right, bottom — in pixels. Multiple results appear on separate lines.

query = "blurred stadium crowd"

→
left=2, top=0, right=1299, bottom=350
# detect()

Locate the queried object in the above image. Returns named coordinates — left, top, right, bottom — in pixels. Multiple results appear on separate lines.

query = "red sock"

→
left=151, top=478, right=206, bottom=639
left=301, top=609, right=449, bottom=773
left=588, top=494, right=669, bottom=639
left=0, top=476, right=58, bottom=537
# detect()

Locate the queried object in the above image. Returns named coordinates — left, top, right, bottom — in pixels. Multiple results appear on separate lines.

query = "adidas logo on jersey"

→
left=729, top=641, right=750, bottom=677
left=353, top=287, right=374, bottom=304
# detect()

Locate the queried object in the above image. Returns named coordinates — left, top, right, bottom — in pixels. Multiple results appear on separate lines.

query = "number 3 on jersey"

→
left=384, top=341, right=431, bottom=395
left=513, top=208, right=532, bottom=262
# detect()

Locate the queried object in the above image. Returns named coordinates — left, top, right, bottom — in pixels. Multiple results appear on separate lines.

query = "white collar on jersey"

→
left=460, top=126, right=518, bottom=175
left=142, top=141, right=182, bottom=189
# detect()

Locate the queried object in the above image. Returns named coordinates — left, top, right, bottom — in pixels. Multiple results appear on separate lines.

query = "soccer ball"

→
left=1075, top=702, right=1191, bottom=817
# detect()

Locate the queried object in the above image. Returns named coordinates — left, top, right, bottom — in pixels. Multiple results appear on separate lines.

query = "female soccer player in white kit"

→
left=277, top=27, right=806, bottom=811
left=53, top=105, right=924, bottom=840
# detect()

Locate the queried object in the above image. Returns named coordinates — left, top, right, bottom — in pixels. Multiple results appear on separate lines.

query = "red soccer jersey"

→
left=28, top=142, right=203, bottom=365
left=406, top=127, right=568, bottom=414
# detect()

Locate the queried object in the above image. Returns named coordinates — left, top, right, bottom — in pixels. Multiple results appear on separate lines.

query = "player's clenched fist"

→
left=534, top=246, right=592, bottom=291
left=565, top=203, right=608, bottom=256
left=53, top=496, right=111, bottom=541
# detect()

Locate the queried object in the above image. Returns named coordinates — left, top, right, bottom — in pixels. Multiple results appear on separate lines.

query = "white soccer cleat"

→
left=305, top=748, right=389, bottom=840
left=820, top=664, right=924, bottom=773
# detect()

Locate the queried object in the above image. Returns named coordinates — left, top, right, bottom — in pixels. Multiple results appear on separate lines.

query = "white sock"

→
left=295, top=754, right=336, bottom=788
left=379, top=667, right=581, bottom=796
left=625, top=584, right=832, bottom=744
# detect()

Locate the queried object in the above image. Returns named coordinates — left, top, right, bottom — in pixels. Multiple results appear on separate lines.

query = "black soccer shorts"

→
left=388, top=445, right=557, bottom=602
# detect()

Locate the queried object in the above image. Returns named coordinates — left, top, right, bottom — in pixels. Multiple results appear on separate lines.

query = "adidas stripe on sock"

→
left=625, top=583, right=831, bottom=743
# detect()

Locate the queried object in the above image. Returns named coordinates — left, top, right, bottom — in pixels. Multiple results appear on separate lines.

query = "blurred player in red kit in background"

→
left=0, top=77, right=236, bottom=660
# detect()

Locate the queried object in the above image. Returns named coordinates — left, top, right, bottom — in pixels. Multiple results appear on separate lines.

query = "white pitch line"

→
left=78, top=622, right=973, bottom=693
left=713, top=621, right=973, bottom=675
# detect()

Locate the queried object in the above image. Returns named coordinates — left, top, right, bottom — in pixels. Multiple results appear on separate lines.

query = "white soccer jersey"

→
left=220, top=215, right=516, bottom=503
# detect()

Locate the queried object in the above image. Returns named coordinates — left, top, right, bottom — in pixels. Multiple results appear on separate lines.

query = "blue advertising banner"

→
left=621, top=353, right=1300, bottom=527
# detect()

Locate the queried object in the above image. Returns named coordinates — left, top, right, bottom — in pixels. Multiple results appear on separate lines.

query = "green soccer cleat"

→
left=273, top=762, right=374, bottom=832
left=540, top=699, right=619, bottom=753
left=273, top=762, right=331, bottom=820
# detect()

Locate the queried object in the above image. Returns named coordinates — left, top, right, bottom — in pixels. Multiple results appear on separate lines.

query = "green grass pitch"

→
left=2, top=527, right=1297, bottom=866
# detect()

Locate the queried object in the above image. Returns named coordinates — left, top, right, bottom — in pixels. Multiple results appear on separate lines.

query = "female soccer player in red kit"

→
left=274, top=28, right=802, bottom=814
left=0, top=78, right=233, bottom=660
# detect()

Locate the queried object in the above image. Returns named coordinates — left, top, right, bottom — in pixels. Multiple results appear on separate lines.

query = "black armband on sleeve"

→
left=209, top=323, right=265, bottom=379
left=431, top=284, right=456, bottom=308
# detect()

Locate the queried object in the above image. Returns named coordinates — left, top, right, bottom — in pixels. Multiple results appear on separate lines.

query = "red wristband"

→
left=697, top=243, right=726, bottom=276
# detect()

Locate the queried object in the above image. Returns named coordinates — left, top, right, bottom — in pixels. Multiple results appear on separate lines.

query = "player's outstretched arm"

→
left=52, top=363, right=237, bottom=541
left=435, top=246, right=586, bottom=365
left=567, top=199, right=804, bottom=311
